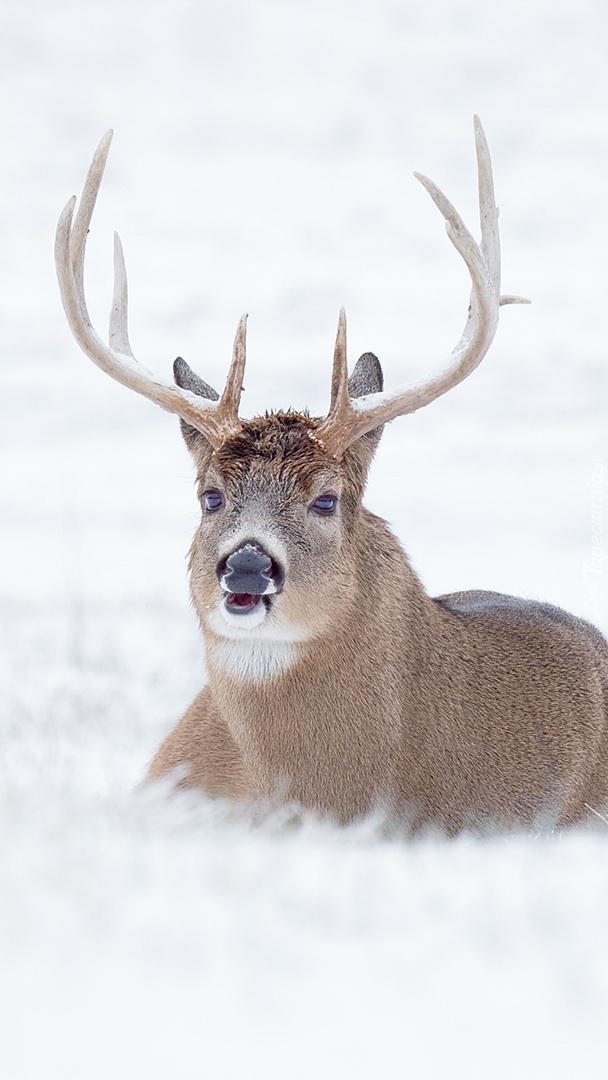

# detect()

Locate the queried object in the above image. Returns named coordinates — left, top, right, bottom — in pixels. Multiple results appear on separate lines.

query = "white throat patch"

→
left=208, top=638, right=299, bottom=682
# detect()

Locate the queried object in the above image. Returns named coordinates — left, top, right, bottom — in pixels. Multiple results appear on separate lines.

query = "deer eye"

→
left=203, top=489, right=225, bottom=512
left=310, top=492, right=338, bottom=516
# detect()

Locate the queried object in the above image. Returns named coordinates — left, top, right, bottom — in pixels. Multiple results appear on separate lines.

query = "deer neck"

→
left=202, top=515, right=443, bottom=818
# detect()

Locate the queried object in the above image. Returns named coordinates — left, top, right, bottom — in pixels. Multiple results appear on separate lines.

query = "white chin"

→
left=210, top=597, right=269, bottom=637
left=206, top=596, right=308, bottom=681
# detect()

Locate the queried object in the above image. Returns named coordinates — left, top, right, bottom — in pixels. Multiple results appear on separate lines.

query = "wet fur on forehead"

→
left=209, top=411, right=371, bottom=496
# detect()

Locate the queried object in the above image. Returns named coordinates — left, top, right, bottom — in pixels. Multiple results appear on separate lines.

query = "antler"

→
left=316, top=117, right=529, bottom=458
left=55, top=131, right=246, bottom=449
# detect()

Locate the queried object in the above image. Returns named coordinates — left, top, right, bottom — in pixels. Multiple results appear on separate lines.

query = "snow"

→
left=1, top=1, right=608, bottom=1075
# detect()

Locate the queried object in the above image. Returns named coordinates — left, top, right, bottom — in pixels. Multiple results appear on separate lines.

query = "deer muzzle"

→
left=217, top=542, right=284, bottom=615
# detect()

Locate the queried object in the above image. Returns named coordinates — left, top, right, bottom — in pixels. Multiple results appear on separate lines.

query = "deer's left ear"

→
left=348, top=351, right=383, bottom=399
left=347, top=352, right=384, bottom=467
left=173, top=357, right=219, bottom=458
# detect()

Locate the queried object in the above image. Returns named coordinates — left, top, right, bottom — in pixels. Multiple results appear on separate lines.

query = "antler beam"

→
left=316, top=116, right=529, bottom=458
left=54, top=131, right=245, bottom=449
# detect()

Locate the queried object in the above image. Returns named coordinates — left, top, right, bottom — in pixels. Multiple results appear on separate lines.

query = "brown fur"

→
left=147, top=410, right=608, bottom=833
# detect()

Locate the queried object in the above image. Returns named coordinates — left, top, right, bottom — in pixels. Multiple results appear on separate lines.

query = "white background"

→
left=1, top=2, right=608, bottom=1076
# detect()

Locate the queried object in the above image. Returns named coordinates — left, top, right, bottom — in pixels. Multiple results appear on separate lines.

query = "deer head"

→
left=174, top=347, right=385, bottom=675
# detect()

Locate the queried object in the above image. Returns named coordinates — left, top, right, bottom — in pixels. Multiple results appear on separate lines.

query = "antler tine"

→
left=329, top=308, right=349, bottom=412
left=318, top=309, right=354, bottom=451
left=474, top=115, right=500, bottom=298
left=217, top=314, right=248, bottom=434
left=316, top=118, right=529, bottom=458
left=55, top=134, right=246, bottom=449
left=70, top=130, right=114, bottom=318
left=473, top=116, right=529, bottom=310
left=109, top=232, right=134, bottom=357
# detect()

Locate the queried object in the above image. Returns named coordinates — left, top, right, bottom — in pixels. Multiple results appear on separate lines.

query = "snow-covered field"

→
left=2, top=1, right=608, bottom=1075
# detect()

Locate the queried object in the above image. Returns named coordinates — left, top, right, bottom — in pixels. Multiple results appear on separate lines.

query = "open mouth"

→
left=224, top=592, right=266, bottom=615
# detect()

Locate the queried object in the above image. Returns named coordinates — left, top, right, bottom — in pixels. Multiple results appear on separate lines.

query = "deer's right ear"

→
left=173, top=357, right=220, bottom=456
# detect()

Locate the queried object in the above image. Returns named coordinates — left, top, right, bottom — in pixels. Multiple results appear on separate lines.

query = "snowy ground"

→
left=1, top=1, right=608, bottom=1076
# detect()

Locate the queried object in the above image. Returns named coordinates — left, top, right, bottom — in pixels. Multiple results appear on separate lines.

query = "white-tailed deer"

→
left=56, top=120, right=608, bottom=833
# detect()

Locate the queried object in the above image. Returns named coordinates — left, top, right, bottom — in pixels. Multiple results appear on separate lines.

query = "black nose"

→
left=218, top=543, right=283, bottom=595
